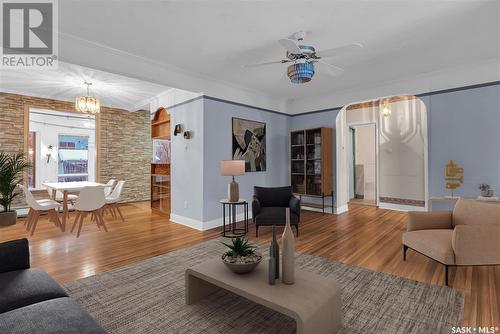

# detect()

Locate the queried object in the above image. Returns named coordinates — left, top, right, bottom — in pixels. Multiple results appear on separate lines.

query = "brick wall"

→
left=0, top=92, right=151, bottom=206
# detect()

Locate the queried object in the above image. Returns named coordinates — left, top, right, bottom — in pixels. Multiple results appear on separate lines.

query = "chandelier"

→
left=75, top=81, right=100, bottom=114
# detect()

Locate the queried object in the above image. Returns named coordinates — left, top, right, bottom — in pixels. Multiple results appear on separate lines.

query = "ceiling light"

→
left=382, top=103, right=391, bottom=117
left=287, top=60, right=314, bottom=84
left=75, top=81, right=100, bottom=114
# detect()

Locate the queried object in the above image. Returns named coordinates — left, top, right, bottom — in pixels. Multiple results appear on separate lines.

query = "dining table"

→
left=42, top=181, right=112, bottom=232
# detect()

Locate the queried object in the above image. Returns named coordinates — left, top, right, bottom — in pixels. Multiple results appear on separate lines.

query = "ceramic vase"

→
left=270, top=226, right=279, bottom=279
left=281, top=208, right=295, bottom=284
left=268, top=254, right=276, bottom=285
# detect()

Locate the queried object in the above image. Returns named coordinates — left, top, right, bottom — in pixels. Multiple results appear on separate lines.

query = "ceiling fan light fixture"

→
left=287, top=61, right=314, bottom=84
left=75, top=81, right=100, bottom=114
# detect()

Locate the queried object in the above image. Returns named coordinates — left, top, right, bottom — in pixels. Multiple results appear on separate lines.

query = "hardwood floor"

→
left=0, top=201, right=498, bottom=328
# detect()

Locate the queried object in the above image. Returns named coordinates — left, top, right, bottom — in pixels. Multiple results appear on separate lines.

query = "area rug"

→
left=63, top=238, right=463, bottom=334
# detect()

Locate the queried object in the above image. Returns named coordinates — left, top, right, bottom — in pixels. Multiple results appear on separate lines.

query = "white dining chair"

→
left=71, top=186, right=107, bottom=238
left=103, top=179, right=117, bottom=197
left=105, top=180, right=125, bottom=222
left=18, top=185, right=62, bottom=236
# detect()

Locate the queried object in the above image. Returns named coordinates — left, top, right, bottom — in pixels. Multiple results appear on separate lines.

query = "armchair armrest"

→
left=406, top=211, right=452, bottom=232
left=0, top=238, right=30, bottom=273
left=452, top=224, right=500, bottom=265
left=252, top=196, right=261, bottom=219
left=289, top=196, right=301, bottom=219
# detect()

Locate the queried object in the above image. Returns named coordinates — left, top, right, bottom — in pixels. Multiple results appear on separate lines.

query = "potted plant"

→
left=222, top=236, right=262, bottom=274
left=479, top=184, right=493, bottom=197
left=0, top=152, right=30, bottom=226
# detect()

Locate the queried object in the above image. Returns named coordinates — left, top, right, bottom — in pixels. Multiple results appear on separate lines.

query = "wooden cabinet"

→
left=290, top=127, right=333, bottom=213
left=151, top=107, right=171, bottom=217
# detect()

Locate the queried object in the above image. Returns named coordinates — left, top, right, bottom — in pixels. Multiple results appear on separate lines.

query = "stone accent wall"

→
left=99, top=106, right=152, bottom=202
left=0, top=92, right=151, bottom=206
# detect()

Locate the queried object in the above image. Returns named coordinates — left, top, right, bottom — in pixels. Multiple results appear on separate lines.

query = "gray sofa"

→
left=0, top=238, right=106, bottom=334
left=252, top=186, right=300, bottom=237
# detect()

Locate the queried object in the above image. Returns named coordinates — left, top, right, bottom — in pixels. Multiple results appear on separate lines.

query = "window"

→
left=58, top=135, right=89, bottom=182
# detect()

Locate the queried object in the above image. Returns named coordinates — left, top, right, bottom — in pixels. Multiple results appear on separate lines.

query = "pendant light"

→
left=75, top=81, right=100, bottom=114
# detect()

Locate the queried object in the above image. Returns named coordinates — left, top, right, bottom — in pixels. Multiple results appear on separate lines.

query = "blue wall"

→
left=169, top=82, right=500, bottom=226
left=202, top=98, right=290, bottom=222
left=289, top=83, right=500, bottom=205
left=424, top=84, right=500, bottom=198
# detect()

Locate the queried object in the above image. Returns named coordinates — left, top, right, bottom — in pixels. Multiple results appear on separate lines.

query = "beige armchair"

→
left=402, top=198, right=500, bottom=285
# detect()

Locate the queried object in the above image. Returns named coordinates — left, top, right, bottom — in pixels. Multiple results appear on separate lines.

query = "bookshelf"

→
left=151, top=107, right=171, bottom=217
left=290, top=127, right=333, bottom=214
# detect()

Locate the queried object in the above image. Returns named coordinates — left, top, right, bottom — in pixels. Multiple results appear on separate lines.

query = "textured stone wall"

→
left=0, top=92, right=151, bottom=206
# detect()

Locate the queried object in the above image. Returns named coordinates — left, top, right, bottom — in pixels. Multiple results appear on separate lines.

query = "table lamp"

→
left=221, top=160, right=245, bottom=202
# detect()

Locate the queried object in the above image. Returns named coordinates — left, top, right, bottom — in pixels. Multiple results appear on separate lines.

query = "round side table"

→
left=220, top=199, right=248, bottom=237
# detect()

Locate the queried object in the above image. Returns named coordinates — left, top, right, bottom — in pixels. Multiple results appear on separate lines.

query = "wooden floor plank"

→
left=0, top=201, right=498, bottom=327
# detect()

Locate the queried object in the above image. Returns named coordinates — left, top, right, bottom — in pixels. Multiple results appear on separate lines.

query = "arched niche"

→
left=335, top=95, right=428, bottom=212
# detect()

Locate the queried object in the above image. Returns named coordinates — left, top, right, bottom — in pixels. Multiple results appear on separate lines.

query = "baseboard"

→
left=335, top=205, right=348, bottom=214
left=378, top=203, right=426, bottom=212
left=301, top=205, right=334, bottom=214
left=170, top=211, right=253, bottom=231
left=169, top=214, right=204, bottom=231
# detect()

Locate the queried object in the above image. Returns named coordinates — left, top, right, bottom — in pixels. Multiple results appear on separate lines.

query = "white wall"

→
left=379, top=99, right=426, bottom=202
left=29, top=110, right=96, bottom=190
left=353, top=124, right=376, bottom=200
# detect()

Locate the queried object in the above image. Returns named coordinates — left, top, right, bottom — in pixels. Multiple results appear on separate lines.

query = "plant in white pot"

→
left=0, top=152, right=30, bottom=226
left=222, top=236, right=262, bottom=274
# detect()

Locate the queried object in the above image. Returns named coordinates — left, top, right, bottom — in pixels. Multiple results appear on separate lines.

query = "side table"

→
left=220, top=199, right=248, bottom=237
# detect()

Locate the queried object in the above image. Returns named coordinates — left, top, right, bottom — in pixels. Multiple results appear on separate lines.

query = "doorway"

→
left=349, top=124, right=376, bottom=207
left=335, top=95, right=428, bottom=212
left=28, top=109, right=96, bottom=190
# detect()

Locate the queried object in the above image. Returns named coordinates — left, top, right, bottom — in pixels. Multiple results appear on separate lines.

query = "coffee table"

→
left=185, top=258, right=342, bottom=334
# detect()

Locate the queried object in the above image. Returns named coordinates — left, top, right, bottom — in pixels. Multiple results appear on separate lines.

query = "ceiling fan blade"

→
left=278, top=39, right=302, bottom=54
left=317, top=43, right=363, bottom=58
left=315, top=60, right=345, bottom=77
left=243, top=59, right=290, bottom=68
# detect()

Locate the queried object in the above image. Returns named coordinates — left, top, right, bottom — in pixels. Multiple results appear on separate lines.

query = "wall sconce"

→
left=382, top=103, right=391, bottom=117
left=174, top=124, right=182, bottom=136
left=183, top=131, right=192, bottom=139
left=46, top=145, right=54, bottom=163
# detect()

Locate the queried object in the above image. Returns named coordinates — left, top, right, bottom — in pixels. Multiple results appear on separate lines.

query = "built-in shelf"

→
left=151, top=107, right=171, bottom=217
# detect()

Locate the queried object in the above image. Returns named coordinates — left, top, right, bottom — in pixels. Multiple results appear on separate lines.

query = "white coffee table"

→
left=185, top=258, right=342, bottom=334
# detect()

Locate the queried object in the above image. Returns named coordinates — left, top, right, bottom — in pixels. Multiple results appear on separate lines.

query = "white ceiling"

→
left=56, top=0, right=500, bottom=103
left=0, top=61, right=170, bottom=110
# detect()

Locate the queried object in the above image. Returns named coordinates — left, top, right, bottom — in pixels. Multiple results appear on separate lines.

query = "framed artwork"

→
left=153, top=139, right=171, bottom=163
left=232, top=117, right=266, bottom=172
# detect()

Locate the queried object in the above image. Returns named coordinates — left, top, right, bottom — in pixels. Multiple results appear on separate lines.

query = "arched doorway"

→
left=336, top=95, right=428, bottom=212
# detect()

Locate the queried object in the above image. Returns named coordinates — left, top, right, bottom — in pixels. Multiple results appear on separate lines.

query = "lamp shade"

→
left=221, top=160, right=245, bottom=176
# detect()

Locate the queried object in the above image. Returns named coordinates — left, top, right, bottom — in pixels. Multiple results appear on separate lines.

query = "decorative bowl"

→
left=222, top=253, right=262, bottom=274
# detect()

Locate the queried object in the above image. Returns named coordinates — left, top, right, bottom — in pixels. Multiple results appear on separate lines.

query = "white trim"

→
left=378, top=203, right=426, bottom=212
left=335, top=205, right=349, bottom=214
left=170, top=211, right=253, bottom=231
left=169, top=213, right=204, bottom=231
left=301, top=206, right=334, bottom=214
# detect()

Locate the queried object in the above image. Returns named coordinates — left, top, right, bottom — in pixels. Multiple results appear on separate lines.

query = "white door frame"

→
left=348, top=122, right=379, bottom=207
left=335, top=95, right=429, bottom=213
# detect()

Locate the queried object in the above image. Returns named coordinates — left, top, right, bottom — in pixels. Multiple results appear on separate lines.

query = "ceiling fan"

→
left=244, top=31, right=363, bottom=84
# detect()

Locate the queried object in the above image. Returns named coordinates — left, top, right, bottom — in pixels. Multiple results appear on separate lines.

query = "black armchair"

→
left=252, top=186, right=300, bottom=237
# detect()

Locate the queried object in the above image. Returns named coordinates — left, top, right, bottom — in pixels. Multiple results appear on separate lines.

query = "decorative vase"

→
left=281, top=208, right=295, bottom=284
left=270, top=225, right=279, bottom=279
left=268, top=253, right=276, bottom=285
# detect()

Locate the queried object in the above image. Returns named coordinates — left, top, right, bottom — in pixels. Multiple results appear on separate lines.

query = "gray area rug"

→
left=64, top=238, right=463, bottom=334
